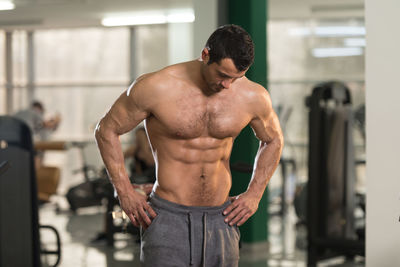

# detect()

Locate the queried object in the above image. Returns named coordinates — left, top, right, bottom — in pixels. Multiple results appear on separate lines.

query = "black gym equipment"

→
left=0, top=160, right=10, bottom=176
left=0, top=116, right=61, bottom=267
left=66, top=142, right=112, bottom=212
left=305, top=81, right=365, bottom=266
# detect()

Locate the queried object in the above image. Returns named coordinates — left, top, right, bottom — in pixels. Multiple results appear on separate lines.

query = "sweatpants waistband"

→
left=149, top=192, right=231, bottom=215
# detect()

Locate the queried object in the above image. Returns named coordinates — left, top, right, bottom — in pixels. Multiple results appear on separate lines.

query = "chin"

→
left=211, top=85, right=223, bottom=92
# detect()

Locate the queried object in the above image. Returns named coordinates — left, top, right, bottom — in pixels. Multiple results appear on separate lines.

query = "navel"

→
left=200, top=167, right=206, bottom=179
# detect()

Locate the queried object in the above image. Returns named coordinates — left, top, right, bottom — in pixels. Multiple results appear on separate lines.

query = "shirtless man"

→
left=95, top=25, right=283, bottom=267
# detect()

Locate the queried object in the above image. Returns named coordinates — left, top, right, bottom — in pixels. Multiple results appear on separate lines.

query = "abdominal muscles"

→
left=154, top=136, right=234, bottom=206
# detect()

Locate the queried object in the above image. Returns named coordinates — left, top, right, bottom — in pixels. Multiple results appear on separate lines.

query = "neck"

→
left=197, top=61, right=217, bottom=96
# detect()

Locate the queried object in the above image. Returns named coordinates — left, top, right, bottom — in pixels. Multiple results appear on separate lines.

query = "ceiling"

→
left=0, top=0, right=193, bottom=29
left=0, top=0, right=364, bottom=30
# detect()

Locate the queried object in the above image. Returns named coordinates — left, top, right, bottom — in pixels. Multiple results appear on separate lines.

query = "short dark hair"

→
left=31, top=101, right=44, bottom=111
left=205, top=24, right=254, bottom=71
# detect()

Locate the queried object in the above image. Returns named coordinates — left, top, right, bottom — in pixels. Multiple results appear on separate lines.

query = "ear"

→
left=201, top=48, right=210, bottom=64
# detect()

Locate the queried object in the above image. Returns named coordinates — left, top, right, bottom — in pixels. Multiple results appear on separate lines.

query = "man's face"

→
left=201, top=50, right=248, bottom=92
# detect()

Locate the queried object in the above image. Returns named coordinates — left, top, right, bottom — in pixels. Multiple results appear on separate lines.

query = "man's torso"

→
left=141, top=61, right=257, bottom=206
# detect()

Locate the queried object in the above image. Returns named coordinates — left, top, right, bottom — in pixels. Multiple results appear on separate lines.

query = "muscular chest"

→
left=150, top=92, right=250, bottom=139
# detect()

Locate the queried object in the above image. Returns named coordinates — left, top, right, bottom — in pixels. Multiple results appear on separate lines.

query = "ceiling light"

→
left=312, top=47, right=363, bottom=58
left=167, top=13, right=195, bottom=23
left=0, top=1, right=15, bottom=11
left=344, top=38, right=366, bottom=47
left=102, top=15, right=166, bottom=27
left=315, top=26, right=365, bottom=37
left=289, top=26, right=365, bottom=37
left=102, top=11, right=195, bottom=27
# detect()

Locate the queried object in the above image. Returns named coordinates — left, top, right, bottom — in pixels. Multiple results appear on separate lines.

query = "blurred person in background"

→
left=14, top=101, right=61, bottom=142
left=14, top=101, right=62, bottom=203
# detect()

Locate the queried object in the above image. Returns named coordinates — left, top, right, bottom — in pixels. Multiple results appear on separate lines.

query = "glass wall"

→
left=34, top=27, right=130, bottom=141
left=36, top=25, right=169, bottom=190
left=0, top=24, right=176, bottom=192
left=268, top=18, right=366, bottom=195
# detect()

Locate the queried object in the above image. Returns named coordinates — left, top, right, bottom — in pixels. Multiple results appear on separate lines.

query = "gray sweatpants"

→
left=140, top=192, right=240, bottom=267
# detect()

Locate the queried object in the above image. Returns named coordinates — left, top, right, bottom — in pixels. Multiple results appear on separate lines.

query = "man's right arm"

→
left=94, top=76, right=157, bottom=228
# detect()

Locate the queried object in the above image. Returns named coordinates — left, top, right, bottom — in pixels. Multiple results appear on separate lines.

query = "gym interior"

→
left=0, top=0, right=398, bottom=266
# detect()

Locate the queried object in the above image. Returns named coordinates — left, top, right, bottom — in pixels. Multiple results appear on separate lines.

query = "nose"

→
left=221, top=79, right=233, bottom=89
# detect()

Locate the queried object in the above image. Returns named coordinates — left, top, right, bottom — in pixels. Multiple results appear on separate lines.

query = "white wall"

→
left=366, top=0, right=400, bottom=266
left=168, top=23, right=194, bottom=65
left=193, top=0, right=218, bottom=57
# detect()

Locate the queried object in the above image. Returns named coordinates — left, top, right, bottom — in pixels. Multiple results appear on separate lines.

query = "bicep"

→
left=249, top=93, right=282, bottom=144
left=100, top=88, right=149, bottom=136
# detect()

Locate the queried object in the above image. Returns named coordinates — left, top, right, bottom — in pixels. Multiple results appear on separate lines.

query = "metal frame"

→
left=306, top=81, right=364, bottom=266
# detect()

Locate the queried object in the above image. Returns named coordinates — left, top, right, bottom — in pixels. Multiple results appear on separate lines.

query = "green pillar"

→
left=228, top=0, right=269, bottom=243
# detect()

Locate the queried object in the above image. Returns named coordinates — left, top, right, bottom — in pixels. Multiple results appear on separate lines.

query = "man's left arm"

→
left=223, top=87, right=284, bottom=226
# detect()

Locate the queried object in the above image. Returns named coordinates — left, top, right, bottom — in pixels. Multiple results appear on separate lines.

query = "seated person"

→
left=14, top=101, right=62, bottom=202
left=14, top=101, right=60, bottom=138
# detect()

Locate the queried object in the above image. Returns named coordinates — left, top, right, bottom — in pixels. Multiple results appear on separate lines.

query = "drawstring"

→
left=188, top=212, right=194, bottom=265
left=202, top=212, right=208, bottom=267
left=188, top=211, right=208, bottom=266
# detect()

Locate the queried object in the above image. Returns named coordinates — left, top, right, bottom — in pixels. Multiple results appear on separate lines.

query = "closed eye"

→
left=218, top=72, right=230, bottom=78
left=217, top=70, right=244, bottom=80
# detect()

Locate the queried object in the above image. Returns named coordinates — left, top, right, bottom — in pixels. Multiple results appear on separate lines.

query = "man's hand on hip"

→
left=118, top=187, right=157, bottom=230
left=223, top=192, right=260, bottom=226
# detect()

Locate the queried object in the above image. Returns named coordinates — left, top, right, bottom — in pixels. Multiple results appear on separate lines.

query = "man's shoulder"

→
left=239, top=78, right=270, bottom=100
left=236, top=79, right=272, bottom=118
left=128, top=61, right=195, bottom=109
left=136, top=62, right=193, bottom=91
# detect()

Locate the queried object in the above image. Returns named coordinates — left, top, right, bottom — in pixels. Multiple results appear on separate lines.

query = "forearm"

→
left=95, top=125, right=131, bottom=195
left=223, top=137, right=283, bottom=226
left=247, top=137, right=283, bottom=200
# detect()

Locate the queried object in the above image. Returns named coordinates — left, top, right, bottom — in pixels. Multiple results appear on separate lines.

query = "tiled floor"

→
left=38, top=197, right=364, bottom=267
